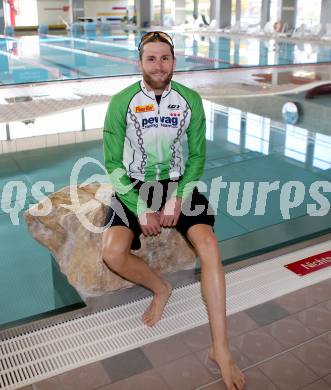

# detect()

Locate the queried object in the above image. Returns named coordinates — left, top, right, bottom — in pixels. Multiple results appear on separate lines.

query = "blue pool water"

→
left=1, top=100, right=331, bottom=328
left=0, top=31, right=331, bottom=85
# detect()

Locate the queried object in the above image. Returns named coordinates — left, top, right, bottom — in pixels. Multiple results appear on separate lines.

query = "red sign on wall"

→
left=284, top=250, right=331, bottom=276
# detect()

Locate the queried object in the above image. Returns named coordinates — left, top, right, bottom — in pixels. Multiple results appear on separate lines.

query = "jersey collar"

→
left=140, top=79, right=172, bottom=100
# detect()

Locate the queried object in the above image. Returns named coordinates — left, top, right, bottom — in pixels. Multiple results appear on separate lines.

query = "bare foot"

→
left=142, top=281, right=172, bottom=327
left=209, top=347, right=245, bottom=390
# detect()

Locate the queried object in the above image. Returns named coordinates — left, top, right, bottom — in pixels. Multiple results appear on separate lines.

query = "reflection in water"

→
left=246, top=113, right=270, bottom=154
left=3, top=95, right=331, bottom=174
left=205, top=100, right=331, bottom=172
left=314, top=133, right=331, bottom=170
left=0, top=32, right=331, bottom=84
left=285, top=125, right=308, bottom=163
left=227, top=107, right=241, bottom=145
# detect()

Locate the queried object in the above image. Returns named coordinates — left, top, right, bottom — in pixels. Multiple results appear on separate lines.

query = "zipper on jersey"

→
left=156, top=96, right=161, bottom=178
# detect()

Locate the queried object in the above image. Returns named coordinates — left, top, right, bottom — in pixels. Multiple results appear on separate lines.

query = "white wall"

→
left=36, top=0, right=127, bottom=25
left=37, top=0, right=70, bottom=25
left=15, top=0, right=39, bottom=26
left=84, top=0, right=127, bottom=20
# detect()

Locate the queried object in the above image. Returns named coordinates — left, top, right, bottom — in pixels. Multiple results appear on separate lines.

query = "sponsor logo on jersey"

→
left=135, top=104, right=155, bottom=113
left=168, top=104, right=180, bottom=110
left=142, top=116, right=179, bottom=128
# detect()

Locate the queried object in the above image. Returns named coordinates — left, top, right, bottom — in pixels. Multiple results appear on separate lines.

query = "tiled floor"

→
left=20, top=278, right=331, bottom=390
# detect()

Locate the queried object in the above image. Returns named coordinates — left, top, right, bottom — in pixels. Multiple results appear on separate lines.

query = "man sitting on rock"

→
left=102, top=31, right=245, bottom=390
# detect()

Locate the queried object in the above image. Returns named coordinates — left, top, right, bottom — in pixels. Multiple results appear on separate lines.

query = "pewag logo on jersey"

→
left=135, top=104, right=155, bottom=113
left=142, top=115, right=179, bottom=129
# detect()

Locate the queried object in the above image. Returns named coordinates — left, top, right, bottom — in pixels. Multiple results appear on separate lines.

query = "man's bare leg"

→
left=187, top=224, right=245, bottom=390
left=102, top=226, right=172, bottom=326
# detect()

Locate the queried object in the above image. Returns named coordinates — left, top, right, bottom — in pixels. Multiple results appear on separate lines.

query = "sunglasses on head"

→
left=138, top=31, right=174, bottom=51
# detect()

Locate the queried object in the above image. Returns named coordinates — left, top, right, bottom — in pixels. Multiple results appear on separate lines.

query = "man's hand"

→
left=159, top=197, right=182, bottom=227
left=138, top=211, right=161, bottom=236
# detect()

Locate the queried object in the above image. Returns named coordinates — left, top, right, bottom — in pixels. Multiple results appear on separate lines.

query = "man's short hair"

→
left=138, top=31, right=174, bottom=60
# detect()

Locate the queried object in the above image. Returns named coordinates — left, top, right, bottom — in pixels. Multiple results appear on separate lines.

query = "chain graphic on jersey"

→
left=128, top=107, right=147, bottom=174
left=170, top=103, right=189, bottom=170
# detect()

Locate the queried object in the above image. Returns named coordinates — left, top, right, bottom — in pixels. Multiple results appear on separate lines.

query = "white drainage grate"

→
left=0, top=285, right=207, bottom=389
left=1, top=241, right=331, bottom=389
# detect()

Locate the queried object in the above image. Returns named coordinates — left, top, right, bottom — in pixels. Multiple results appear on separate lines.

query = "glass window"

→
left=164, top=0, right=176, bottom=26
left=266, top=40, right=276, bottom=65
left=240, top=0, right=262, bottom=27
left=247, top=39, right=260, bottom=65
left=227, top=108, right=241, bottom=145
left=185, top=0, right=195, bottom=23
left=151, top=0, right=161, bottom=25
left=199, top=0, right=211, bottom=20
left=296, top=0, right=322, bottom=28
left=231, top=0, right=237, bottom=25
left=294, top=43, right=317, bottom=64
left=234, top=39, right=260, bottom=66
left=313, top=133, right=331, bottom=170
left=184, top=35, right=194, bottom=56
left=245, top=113, right=270, bottom=154
left=197, top=37, right=209, bottom=58
left=128, top=0, right=135, bottom=22
left=285, top=125, right=307, bottom=163
left=269, top=0, right=280, bottom=22
left=203, top=100, right=214, bottom=141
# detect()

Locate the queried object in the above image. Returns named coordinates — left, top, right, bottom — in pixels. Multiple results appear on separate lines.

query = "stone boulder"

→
left=24, top=183, right=196, bottom=299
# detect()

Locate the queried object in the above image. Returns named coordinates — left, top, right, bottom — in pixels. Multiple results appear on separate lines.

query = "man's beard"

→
left=142, top=70, right=173, bottom=91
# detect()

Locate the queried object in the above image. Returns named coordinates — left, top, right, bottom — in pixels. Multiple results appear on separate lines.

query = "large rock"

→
left=24, top=183, right=196, bottom=299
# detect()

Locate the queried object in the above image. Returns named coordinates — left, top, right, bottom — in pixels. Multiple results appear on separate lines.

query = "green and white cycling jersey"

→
left=103, top=79, right=206, bottom=216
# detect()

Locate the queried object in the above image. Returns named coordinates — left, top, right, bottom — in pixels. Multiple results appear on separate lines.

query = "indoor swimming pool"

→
left=0, top=100, right=330, bottom=329
left=1, top=31, right=331, bottom=84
